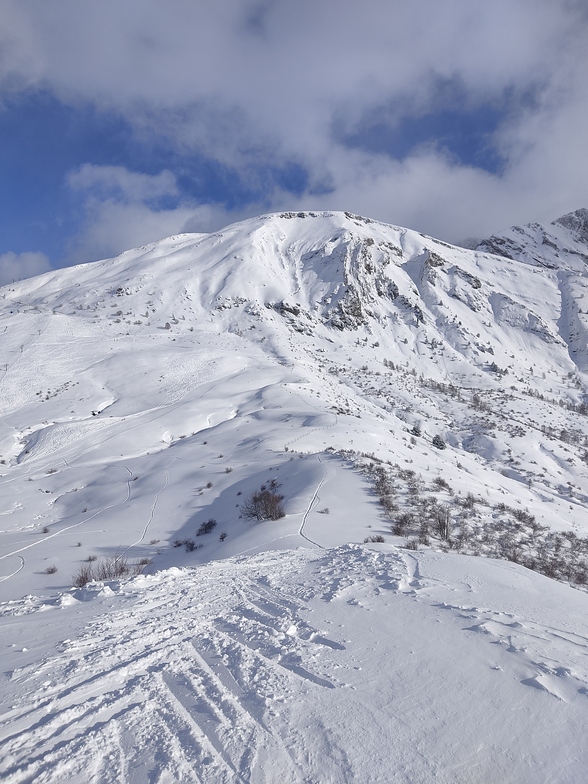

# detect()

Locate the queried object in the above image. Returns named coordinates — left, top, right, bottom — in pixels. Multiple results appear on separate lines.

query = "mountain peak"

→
left=552, top=207, right=588, bottom=241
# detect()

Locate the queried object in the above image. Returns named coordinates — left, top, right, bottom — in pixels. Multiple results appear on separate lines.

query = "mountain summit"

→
left=553, top=206, right=588, bottom=242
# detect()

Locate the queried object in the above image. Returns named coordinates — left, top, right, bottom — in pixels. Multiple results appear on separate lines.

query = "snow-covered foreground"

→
left=2, top=544, right=588, bottom=783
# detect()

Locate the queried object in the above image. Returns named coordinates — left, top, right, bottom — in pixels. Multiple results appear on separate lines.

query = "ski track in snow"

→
left=3, top=545, right=588, bottom=783
left=0, top=466, right=134, bottom=581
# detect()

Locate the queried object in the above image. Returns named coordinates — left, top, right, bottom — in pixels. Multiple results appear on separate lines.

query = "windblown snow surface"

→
left=2, top=209, right=588, bottom=782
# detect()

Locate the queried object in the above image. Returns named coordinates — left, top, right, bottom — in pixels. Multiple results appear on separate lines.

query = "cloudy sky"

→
left=1, top=0, right=587, bottom=284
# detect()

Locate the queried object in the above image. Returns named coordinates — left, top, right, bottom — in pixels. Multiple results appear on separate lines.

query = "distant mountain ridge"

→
left=475, top=207, right=588, bottom=269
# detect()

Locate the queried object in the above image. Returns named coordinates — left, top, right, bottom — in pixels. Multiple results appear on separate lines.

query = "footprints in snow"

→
left=437, top=600, right=588, bottom=702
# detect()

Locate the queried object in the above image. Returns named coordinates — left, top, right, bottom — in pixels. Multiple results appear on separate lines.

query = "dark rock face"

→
left=552, top=208, right=588, bottom=242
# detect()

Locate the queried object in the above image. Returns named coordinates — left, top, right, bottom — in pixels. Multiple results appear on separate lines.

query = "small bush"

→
left=242, top=488, right=285, bottom=521
left=462, top=493, right=477, bottom=510
left=94, top=556, right=132, bottom=581
left=219, top=532, right=227, bottom=542
left=432, top=477, right=452, bottom=493
left=45, top=565, right=58, bottom=574
left=364, top=534, right=385, bottom=543
left=419, top=520, right=431, bottom=545
left=87, top=554, right=97, bottom=562
left=434, top=505, right=452, bottom=541
left=206, top=481, right=213, bottom=489
left=71, top=552, right=151, bottom=587
left=432, top=434, right=446, bottom=450
left=73, top=563, right=95, bottom=587
left=42, top=527, right=49, bottom=534
left=196, top=519, right=217, bottom=536
left=393, top=512, right=414, bottom=536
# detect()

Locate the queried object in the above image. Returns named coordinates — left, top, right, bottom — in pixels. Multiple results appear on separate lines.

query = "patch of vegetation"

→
left=242, top=482, right=285, bottom=521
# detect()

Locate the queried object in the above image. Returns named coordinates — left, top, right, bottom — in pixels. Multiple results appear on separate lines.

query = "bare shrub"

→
left=364, top=534, right=385, bottom=543
left=242, top=488, right=285, bottom=521
left=434, top=505, right=452, bottom=541
left=196, top=519, right=217, bottom=536
left=45, top=565, right=58, bottom=574
left=419, top=519, right=431, bottom=545
left=512, top=508, right=536, bottom=526
left=432, top=477, right=452, bottom=493
left=72, top=563, right=95, bottom=587
left=374, top=470, right=393, bottom=497
left=380, top=495, right=397, bottom=515
left=94, top=556, right=132, bottom=581
left=432, top=434, right=446, bottom=449
left=462, top=493, right=477, bottom=510
left=393, top=512, right=414, bottom=536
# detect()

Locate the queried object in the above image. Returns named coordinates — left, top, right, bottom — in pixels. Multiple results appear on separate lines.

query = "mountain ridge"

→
left=1, top=207, right=588, bottom=601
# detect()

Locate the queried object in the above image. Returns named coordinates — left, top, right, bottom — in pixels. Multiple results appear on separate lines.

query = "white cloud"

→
left=64, top=164, right=250, bottom=263
left=0, top=251, right=52, bottom=286
left=67, top=165, right=179, bottom=203
left=1, top=1, right=587, bottom=240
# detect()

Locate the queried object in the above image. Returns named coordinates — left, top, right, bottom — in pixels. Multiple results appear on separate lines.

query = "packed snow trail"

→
left=2, top=545, right=588, bottom=783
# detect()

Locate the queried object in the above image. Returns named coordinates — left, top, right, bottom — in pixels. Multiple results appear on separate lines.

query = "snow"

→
left=3, top=545, right=588, bottom=782
left=1, top=209, right=588, bottom=780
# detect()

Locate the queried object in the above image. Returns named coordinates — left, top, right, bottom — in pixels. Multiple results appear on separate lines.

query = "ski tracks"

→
left=0, top=549, right=364, bottom=784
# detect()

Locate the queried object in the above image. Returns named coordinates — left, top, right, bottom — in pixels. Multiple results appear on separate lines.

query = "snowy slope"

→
left=1, top=209, right=588, bottom=781
left=4, top=545, right=588, bottom=783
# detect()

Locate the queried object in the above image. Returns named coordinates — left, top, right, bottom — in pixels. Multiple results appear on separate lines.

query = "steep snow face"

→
left=553, top=207, right=588, bottom=244
left=476, top=208, right=588, bottom=369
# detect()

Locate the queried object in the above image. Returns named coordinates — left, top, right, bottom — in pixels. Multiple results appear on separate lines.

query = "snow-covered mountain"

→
left=2, top=209, right=588, bottom=782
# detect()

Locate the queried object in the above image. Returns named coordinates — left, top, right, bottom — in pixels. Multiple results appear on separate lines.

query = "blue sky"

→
left=0, top=0, right=587, bottom=284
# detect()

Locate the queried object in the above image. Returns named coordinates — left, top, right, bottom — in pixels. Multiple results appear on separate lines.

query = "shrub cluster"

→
left=72, top=554, right=145, bottom=587
left=197, top=518, right=217, bottom=536
left=242, top=483, right=285, bottom=521
left=359, top=456, right=588, bottom=587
